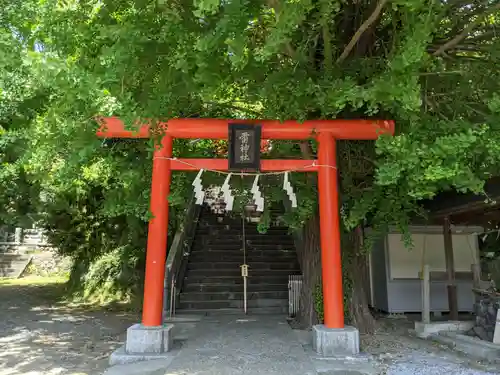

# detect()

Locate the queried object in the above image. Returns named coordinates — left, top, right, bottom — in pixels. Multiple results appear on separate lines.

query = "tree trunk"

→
left=294, top=218, right=376, bottom=334
left=293, top=141, right=375, bottom=333
left=294, top=214, right=322, bottom=328
left=344, top=226, right=376, bottom=334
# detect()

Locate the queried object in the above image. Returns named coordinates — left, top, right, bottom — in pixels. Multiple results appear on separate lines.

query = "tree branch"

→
left=420, top=71, right=464, bottom=76
left=433, top=2, right=500, bottom=56
left=424, top=96, right=451, bottom=121
left=299, top=141, right=314, bottom=159
left=266, top=0, right=297, bottom=59
left=205, top=102, right=262, bottom=116
left=299, top=141, right=317, bottom=186
left=336, top=0, right=389, bottom=64
left=467, top=29, right=500, bottom=42
left=447, top=1, right=495, bottom=36
left=428, top=44, right=488, bottom=53
left=322, top=21, right=333, bottom=71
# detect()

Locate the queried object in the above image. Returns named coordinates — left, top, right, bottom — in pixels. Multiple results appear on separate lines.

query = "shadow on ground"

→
left=0, top=281, right=138, bottom=375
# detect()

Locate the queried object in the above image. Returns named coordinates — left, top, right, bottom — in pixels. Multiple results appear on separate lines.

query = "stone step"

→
left=189, top=249, right=297, bottom=256
left=187, top=261, right=299, bottom=271
left=198, top=219, right=287, bottom=225
left=180, top=290, right=289, bottom=302
left=0, top=253, right=32, bottom=260
left=193, top=236, right=294, bottom=244
left=176, top=306, right=288, bottom=315
left=200, top=209, right=284, bottom=214
left=184, top=275, right=293, bottom=285
left=196, top=229, right=290, bottom=236
left=198, top=222, right=286, bottom=228
left=0, top=254, right=32, bottom=278
left=199, top=214, right=285, bottom=221
left=159, top=314, right=202, bottom=341
left=183, top=283, right=289, bottom=293
left=0, top=267, right=17, bottom=273
left=186, top=258, right=296, bottom=265
left=190, top=248, right=296, bottom=255
left=178, top=298, right=288, bottom=310
left=432, top=331, right=500, bottom=361
left=194, top=231, right=292, bottom=240
left=188, top=253, right=298, bottom=263
left=186, top=269, right=298, bottom=277
left=191, top=242, right=294, bottom=250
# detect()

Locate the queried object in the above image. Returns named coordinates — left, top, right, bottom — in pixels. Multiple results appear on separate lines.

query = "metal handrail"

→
left=163, top=193, right=202, bottom=319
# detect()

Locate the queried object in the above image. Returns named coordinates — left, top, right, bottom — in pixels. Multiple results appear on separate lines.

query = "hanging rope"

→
left=240, top=173, right=249, bottom=314
left=242, top=174, right=247, bottom=267
left=153, top=157, right=337, bottom=176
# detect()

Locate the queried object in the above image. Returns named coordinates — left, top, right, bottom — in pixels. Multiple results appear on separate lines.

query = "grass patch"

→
left=0, top=275, right=68, bottom=286
left=0, top=276, right=139, bottom=317
left=63, top=297, right=141, bottom=314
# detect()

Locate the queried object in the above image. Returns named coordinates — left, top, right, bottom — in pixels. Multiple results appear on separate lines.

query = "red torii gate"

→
left=97, top=117, right=394, bottom=330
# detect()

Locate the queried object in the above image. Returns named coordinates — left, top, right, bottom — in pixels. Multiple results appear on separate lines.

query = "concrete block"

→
left=414, top=320, right=475, bottom=339
left=125, top=323, right=173, bottom=354
left=109, top=346, right=177, bottom=366
left=493, top=309, right=500, bottom=345
left=433, top=332, right=500, bottom=362
left=163, top=314, right=202, bottom=340
left=312, top=325, right=360, bottom=357
left=105, top=357, right=175, bottom=375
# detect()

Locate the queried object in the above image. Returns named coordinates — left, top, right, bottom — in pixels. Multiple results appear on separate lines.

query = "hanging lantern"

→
left=283, top=172, right=297, bottom=208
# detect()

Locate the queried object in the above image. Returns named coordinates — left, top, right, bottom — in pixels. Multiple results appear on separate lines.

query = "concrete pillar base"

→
left=312, top=324, right=360, bottom=357
left=493, top=309, right=500, bottom=344
left=109, top=323, right=174, bottom=365
left=414, top=320, right=474, bottom=339
left=125, top=323, right=173, bottom=354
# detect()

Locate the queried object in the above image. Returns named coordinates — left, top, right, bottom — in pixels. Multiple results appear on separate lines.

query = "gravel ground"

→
left=0, top=279, right=137, bottom=375
left=361, top=317, right=500, bottom=375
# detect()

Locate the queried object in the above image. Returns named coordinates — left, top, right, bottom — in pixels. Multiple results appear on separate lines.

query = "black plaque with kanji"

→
left=228, top=123, right=262, bottom=172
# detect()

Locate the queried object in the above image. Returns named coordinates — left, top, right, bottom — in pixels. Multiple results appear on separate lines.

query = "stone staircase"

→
left=178, top=206, right=301, bottom=315
left=0, top=253, right=33, bottom=278
left=0, top=227, right=50, bottom=253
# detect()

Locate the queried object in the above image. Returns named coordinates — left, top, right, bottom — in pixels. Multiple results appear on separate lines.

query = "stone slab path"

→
left=162, top=315, right=317, bottom=375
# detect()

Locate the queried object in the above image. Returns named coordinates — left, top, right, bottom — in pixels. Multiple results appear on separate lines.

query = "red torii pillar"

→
left=97, top=118, right=394, bottom=332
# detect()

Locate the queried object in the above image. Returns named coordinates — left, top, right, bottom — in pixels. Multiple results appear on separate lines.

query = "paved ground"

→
left=164, top=315, right=317, bottom=375
left=107, top=314, right=500, bottom=375
left=0, top=278, right=137, bottom=375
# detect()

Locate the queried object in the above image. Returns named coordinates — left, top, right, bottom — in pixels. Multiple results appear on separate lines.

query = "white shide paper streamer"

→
left=251, top=175, right=264, bottom=212
left=221, top=173, right=234, bottom=211
left=283, top=172, right=297, bottom=208
left=192, top=169, right=205, bottom=205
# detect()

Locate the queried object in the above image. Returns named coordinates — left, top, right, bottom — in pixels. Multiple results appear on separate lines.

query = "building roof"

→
left=423, top=177, right=500, bottom=224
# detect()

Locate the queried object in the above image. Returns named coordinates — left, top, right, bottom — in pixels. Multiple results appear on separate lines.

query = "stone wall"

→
left=473, top=289, right=499, bottom=342
left=0, top=227, right=50, bottom=252
left=24, top=251, right=72, bottom=277
left=1, top=227, right=71, bottom=277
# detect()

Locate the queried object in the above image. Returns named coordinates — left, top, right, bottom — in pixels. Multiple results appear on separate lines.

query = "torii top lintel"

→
left=97, top=117, right=395, bottom=140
